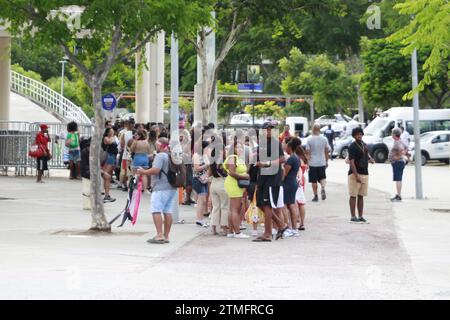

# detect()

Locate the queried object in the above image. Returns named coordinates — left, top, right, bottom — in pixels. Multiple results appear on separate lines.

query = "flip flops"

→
left=252, top=236, right=271, bottom=242
left=147, top=237, right=165, bottom=244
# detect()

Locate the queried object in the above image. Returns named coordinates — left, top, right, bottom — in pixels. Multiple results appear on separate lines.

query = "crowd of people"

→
left=32, top=117, right=411, bottom=244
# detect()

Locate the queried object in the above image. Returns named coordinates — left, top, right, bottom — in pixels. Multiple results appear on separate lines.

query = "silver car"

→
left=332, top=136, right=354, bottom=159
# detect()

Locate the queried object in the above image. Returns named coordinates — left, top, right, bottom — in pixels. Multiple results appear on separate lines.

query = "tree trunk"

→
left=89, top=84, right=111, bottom=232
left=199, top=45, right=210, bottom=125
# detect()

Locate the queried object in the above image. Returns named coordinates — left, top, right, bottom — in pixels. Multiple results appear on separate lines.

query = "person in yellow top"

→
left=224, top=140, right=250, bottom=239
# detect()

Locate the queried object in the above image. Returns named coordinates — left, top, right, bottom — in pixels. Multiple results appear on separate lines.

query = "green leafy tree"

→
left=388, top=0, right=450, bottom=97
left=0, top=0, right=212, bottom=232
left=361, top=37, right=450, bottom=109
left=244, top=101, right=285, bottom=120
left=280, top=48, right=356, bottom=116
left=12, top=39, right=63, bottom=81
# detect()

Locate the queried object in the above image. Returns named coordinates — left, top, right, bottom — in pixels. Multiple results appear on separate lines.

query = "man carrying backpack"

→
left=137, top=137, right=181, bottom=244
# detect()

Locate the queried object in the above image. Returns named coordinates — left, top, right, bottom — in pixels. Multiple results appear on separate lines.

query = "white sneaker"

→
left=283, top=229, right=294, bottom=238
left=226, top=233, right=235, bottom=238
left=234, top=232, right=250, bottom=239
left=251, top=230, right=258, bottom=237
left=291, top=229, right=300, bottom=237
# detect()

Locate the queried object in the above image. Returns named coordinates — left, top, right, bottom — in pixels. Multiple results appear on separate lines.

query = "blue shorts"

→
left=132, top=153, right=149, bottom=169
left=150, top=189, right=177, bottom=214
left=105, top=153, right=117, bottom=166
left=392, top=160, right=405, bottom=182
left=68, top=149, right=81, bottom=162
left=193, top=177, right=208, bottom=195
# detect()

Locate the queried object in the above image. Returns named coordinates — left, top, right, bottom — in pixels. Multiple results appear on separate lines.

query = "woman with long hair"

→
left=283, top=137, right=302, bottom=236
left=295, top=139, right=309, bottom=230
left=131, top=130, right=151, bottom=194
left=208, top=138, right=229, bottom=236
left=192, top=141, right=210, bottom=227
left=224, top=140, right=250, bottom=239
left=102, top=128, right=118, bottom=203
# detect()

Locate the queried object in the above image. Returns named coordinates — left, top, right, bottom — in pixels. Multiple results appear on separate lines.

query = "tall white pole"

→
left=60, top=60, right=66, bottom=97
left=170, top=32, right=181, bottom=222
left=0, top=33, right=11, bottom=126
left=412, top=48, right=423, bottom=199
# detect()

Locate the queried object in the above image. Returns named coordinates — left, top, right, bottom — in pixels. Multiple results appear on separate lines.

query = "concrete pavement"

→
left=0, top=160, right=449, bottom=299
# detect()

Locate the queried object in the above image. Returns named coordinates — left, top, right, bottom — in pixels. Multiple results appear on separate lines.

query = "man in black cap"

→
left=253, top=121, right=288, bottom=242
left=348, top=127, right=374, bottom=224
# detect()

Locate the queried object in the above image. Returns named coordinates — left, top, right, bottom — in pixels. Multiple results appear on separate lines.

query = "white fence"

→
left=11, top=71, right=91, bottom=125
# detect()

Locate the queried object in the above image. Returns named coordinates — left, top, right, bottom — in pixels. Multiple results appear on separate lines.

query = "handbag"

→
left=237, top=179, right=250, bottom=189
left=28, top=144, right=46, bottom=158
left=245, top=191, right=265, bottom=224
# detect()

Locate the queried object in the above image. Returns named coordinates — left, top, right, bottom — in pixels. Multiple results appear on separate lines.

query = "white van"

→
left=363, top=107, right=450, bottom=163
left=285, top=117, right=309, bottom=137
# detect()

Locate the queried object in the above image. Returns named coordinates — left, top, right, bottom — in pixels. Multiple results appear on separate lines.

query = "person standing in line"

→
left=306, top=124, right=330, bottom=202
left=192, top=141, right=210, bottom=227
left=208, top=144, right=229, bottom=236
left=224, top=140, right=250, bottom=239
left=253, top=121, right=287, bottom=242
left=137, top=138, right=177, bottom=244
left=324, top=124, right=335, bottom=160
left=130, top=130, right=151, bottom=194
left=66, top=121, right=81, bottom=180
left=295, top=140, right=308, bottom=230
left=119, top=120, right=134, bottom=192
left=283, top=137, right=301, bottom=237
left=348, top=127, right=374, bottom=223
left=389, top=128, right=407, bottom=202
left=101, top=128, right=118, bottom=203
left=279, top=125, right=291, bottom=143
left=35, top=124, right=51, bottom=183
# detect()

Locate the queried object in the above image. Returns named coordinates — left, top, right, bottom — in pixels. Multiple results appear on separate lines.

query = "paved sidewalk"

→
left=0, top=173, right=430, bottom=299
left=327, top=159, right=450, bottom=299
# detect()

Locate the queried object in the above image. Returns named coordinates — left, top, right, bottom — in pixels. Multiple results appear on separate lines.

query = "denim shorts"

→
left=68, top=149, right=81, bottom=162
left=150, top=189, right=177, bottom=214
left=392, top=160, right=405, bottom=182
left=132, top=153, right=149, bottom=169
left=192, top=177, right=208, bottom=195
left=105, top=153, right=116, bottom=166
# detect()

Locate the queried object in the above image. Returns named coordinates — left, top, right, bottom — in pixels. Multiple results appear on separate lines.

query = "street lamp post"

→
left=59, top=58, right=68, bottom=97
left=411, top=48, right=423, bottom=199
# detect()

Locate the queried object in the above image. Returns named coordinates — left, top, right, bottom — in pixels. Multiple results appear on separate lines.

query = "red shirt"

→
left=36, top=132, right=50, bottom=153
left=279, top=131, right=291, bottom=142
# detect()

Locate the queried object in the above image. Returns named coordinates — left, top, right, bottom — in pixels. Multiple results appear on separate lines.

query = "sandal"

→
left=299, top=225, right=305, bottom=231
left=276, top=226, right=289, bottom=240
left=252, top=236, right=271, bottom=242
left=147, top=237, right=165, bottom=244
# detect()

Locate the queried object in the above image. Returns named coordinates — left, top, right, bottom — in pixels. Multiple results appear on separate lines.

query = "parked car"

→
left=230, top=113, right=265, bottom=125
left=333, top=136, right=354, bottom=159
left=410, top=131, right=450, bottom=165
left=363, top=107, right=450, bottom=163
left=315, top=114, right=353, bottom=127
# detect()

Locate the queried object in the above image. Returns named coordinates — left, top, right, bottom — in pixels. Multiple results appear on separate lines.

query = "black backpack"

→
left=162, top=155, right=186, bottom=188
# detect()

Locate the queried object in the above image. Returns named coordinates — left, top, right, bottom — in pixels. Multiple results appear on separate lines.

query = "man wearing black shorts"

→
left=253, top=122, right=287, bottom=242
left=306, top=124, right=330, bottom=202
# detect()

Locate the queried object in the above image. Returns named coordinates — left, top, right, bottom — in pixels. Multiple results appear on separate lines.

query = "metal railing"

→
left=10, top=71, right=91, bottom=125
left=0, top=121, right=93, bottom=175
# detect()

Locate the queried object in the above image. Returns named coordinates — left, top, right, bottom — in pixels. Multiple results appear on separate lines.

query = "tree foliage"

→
left=388, top=0, right=450, bottom=96
left=361, top=37, right=450, bottom=109
left=0, top=0, right=213, bottom=231
left=280, top=48, right=356, bottom=115
left=244, top=101, right=285, bottom=120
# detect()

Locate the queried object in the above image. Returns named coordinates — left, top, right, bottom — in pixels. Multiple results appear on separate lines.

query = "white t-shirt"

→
left=122, top=130, right=134, bottom=160
left=401, top=131, right=411, bottom=148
